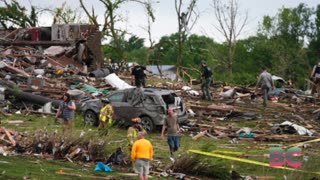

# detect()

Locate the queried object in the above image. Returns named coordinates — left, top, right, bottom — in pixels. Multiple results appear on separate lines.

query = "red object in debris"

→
left=271, top=97, right=278, bottom=103
left=26, top=28, right=41, bottom=41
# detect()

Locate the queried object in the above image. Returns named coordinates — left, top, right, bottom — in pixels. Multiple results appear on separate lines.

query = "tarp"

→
left=105, top=73, right=133, bottom=90
left=272, top=75, right=286, bottom=83
left=94, top=162, right=112, bottom=172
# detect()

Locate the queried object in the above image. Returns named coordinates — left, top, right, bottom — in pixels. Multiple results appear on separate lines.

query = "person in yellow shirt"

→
left=131, top=132, right=153, bottom=180
left=127, top=117, right=147, bottom=149
left=99, top=98, right=114, bottom=129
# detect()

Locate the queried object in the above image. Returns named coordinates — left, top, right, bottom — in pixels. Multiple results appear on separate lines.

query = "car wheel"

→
left=84, top=110, right=99, bottom=126
left=141, top=116, right=154, bottom=132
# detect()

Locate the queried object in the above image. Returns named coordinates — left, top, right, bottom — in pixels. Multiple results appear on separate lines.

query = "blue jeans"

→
left=167, top=136, right=180, bottom=152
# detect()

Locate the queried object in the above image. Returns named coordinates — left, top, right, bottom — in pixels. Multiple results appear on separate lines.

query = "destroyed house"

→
left=0, top=24, right=102, bottom=70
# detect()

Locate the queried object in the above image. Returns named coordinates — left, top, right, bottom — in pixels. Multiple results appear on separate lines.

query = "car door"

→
left=108, top=91, right=134, bottom=121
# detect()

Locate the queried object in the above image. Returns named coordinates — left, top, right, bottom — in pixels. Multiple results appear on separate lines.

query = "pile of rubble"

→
left=0, top=127, right=106, bottom=163
left=0, top=25, right=111, bottom=115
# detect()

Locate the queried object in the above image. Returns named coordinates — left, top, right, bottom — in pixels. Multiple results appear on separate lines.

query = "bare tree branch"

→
left=79, top=0, right=98, bottom=26
left=211, top=0, right=248, bottom=74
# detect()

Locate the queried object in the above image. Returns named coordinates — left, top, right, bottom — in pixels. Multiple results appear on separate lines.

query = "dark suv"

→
left=81, top=88, right=188, bottom=131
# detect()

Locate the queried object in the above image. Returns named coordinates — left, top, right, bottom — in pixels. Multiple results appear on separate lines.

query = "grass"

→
left=1, top=105, right=320, bottom=179
left=0, top=155, right=119, bottom=180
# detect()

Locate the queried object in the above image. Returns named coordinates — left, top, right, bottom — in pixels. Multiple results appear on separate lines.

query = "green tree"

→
left=103, top=34, right=145, bottom=62
left=259, top=3, right=314, bottom=87
left=308, top=4, right=320, bottom=64
left=125, top=35, right=145, bottom=52
left=0, top=0, right=38, bottom=29
left=154, top=33, right=223, bottom=81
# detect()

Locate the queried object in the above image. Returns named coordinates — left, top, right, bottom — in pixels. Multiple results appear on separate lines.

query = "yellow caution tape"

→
left=212, top=150, right=243, bottom=155
left=285, top=138, right=320, bottom=148
left=188, top=149, right=320, bottom=175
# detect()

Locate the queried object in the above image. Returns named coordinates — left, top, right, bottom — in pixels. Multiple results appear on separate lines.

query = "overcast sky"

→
left=2, top=0, right=320, bottom=44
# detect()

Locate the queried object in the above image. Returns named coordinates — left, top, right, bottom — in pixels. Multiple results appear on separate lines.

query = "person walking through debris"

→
left=98, top=98, right=114, bottom=133
left=55, top=93, right=76, bottom=134
left=131, top=132, right=153, bottom=180
left=256, top=67, right=275, bottom=107
left=309, top=62, right=320, bottom=96
left=127, top=117, right=147, bottom=150
left=131, top=63, right=151, bottom=88
left=160, top=108, right=180, bottom=162
left=201, top=61, right=213, bottom=101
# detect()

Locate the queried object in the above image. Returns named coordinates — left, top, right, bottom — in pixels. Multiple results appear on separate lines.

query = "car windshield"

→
left=108, top=92, right=124, bottom=102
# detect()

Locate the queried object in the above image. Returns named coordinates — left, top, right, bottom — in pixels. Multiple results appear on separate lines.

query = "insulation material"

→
left=105, top=73, right=133, bottom=90
left=220, top=88, right=236, bottom=98
left=44, top=46, right=67, bottom=56
left=281, top=121, right=313, bottom=136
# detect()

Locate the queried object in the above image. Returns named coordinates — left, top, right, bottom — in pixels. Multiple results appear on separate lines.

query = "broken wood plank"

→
left=190, top=104, right=234, bottom=112
left=65, top=156, right=73, bottom=163
left=0, top=109, right=12, bottom=117
left=192, top=130, right=207, bottom=140
left=3, top=128, right=16, bottom=146
left=0, top=61, right=30, bottom=77
left=0, top=134, right=12, bottom=144
left=7, top=120, right=24, bottom=124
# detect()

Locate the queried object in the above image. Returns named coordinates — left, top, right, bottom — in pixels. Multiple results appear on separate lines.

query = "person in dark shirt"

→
left=201, top=61, right=213, bottom=101
left=131, top=63, right=150, bottom=88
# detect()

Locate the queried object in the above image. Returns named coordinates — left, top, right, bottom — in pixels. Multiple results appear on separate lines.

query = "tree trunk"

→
left=228, top=41, right=234, bottom=75
left=0, top=80, right=61, bottom=108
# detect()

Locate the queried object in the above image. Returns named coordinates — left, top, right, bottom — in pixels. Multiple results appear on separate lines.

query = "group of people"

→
left=54, top=60, right=295, bottom=179
left=255, top=62, right=320, bottom=108
left=129, top=108, right=180, bottom=180
left=200, top=60, right=276, bottom=107
left=200, top=60, right=277, bottom=107
left=54, top=92, right=180, bottom=180
left=130, top=61, right=212, bottom=103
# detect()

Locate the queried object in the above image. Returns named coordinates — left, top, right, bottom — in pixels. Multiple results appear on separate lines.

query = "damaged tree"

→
left=175, top=0, right=199, bottom=81
left=211, top=0, right=248, bottom=75
left=79, top=0, right=155, bottom=63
